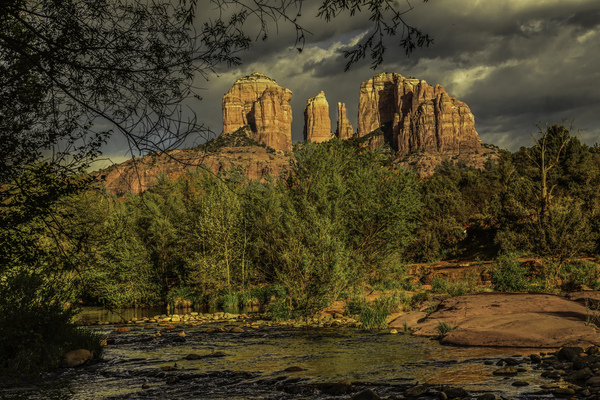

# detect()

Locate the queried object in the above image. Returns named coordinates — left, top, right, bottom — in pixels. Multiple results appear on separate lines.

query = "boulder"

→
left=357, top=72, right=482, bottom=156
left=304, top=91, right=332, bottom=143
left=61, top=349, right=92, bottom=368
left=222, top=72, right=293, bottom=152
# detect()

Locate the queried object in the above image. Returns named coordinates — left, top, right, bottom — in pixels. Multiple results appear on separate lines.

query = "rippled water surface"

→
left=3, top=317, right=556, bottom=399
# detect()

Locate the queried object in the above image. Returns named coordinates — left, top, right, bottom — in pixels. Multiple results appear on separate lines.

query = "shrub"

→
left=0, top=272, right=104, bottom=375
left=345, top=296, right=367, bottom=316
left=561, top=260, right=600, bottom=291
left=489, top=253, right=529, bottom=292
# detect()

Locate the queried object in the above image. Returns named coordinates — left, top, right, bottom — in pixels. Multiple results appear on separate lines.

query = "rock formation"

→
left=98, top=146, right=291, bottom=196
left=335, top=102, right=353, bottom=140
left=222, top=72, right=293, bottom=152
left=357, top=72, right=482, bottom=156
left=303, top=91, right=332, bottom=143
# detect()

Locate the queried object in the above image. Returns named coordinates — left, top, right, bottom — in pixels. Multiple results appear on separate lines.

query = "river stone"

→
left=320, top=382, right=352, bottom=395
left=492, top=366, right=518, bottom=376
left=114, top=327, right=130, bottom=333
left=567, top=367, right=592, bottom=381
left=230, top=327, right=244, bottom=333
left=503, top=357, right=521, bottom=366
left=351, top=389, right=381, bottom=400
left=511, top=381, right=529, bottom=387
left=530, top=354, right=542, bottom=363
left=553, top=387, right=575, bottom=396
left=61, top=349, right=92, bottom=368
left=405, top=384, right=429, bottom=397
left=586, top=376, right=600, bottom=386
left=186, top=354, right=202, bottom=360
left=166, top=376, right=179, bottom=384
left=390, top=329, right=398, bottom=334
left=556, top=346, right=584, bottom=361
left=444, top=387, right=468, bottom=398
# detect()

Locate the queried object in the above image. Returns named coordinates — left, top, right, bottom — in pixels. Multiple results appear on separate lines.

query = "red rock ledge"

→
left=389, top=292, right=600, bottom=348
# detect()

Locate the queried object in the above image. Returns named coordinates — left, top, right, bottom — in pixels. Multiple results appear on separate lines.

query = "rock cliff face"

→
left=98, top=146, right=290, bottom=196
left=336, top=102, right=354, bottom=140
left=222, top=72, right=293, bottom=152
left=357, top=72, right=482, bottom=156
left=303, top=91, right=332, bottom=143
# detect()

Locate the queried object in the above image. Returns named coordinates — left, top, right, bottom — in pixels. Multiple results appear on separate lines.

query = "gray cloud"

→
left=95, top=0, right=600, bottom=168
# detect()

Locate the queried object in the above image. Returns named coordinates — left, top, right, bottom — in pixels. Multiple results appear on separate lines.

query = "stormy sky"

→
left=96, top=0, right=600, bottom=167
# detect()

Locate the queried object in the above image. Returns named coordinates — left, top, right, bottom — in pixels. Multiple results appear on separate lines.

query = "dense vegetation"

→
left=3, top=123, right=600, bottom=373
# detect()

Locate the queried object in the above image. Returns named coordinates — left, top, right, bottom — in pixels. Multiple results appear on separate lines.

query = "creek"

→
left=3, top=308, right=557, bottom=400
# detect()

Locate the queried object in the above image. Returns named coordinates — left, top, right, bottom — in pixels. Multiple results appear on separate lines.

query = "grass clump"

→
left=436, top=321, right=457, bottom=338
left=430, top=272, right=480, bottom=297
left=351, top=291, right=411, bottom=330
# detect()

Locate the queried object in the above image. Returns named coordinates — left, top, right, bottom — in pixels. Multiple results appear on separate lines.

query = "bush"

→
left=489, top=253, right=529, bottom=292
left=561, top=260, right=600, bottom=291
left=0, top=272, right=103, bottom=375
left=345, top=296, right=367, bottom=316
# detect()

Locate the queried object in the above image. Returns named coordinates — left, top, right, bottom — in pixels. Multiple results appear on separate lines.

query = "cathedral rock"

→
left=303, top=91, right=332, bottom=143
left=357, top=72, right=482, bottom=156
left=222, top=72, right=293, bottom=152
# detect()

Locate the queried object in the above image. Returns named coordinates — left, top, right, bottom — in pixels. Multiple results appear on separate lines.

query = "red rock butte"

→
left=221, top=72, right=293, bottom=153
left=357, top=72, right=482, bottom=156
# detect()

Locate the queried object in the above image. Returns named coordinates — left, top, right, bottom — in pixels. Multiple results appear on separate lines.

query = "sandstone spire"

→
left=303, top=91, right=332, bottom=143
left=335, top=102, right=353, bottom=140
left=357, top=72, right=482, bottom=155
left=221, top=72, right=292, bottom=152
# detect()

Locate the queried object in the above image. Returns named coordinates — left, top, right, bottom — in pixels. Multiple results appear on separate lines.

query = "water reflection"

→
left=76, top=305, right=258, bottom=324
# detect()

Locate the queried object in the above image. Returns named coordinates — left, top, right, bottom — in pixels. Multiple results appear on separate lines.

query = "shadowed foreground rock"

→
left=61, top=349, right=92, bottom=368
left=390, top=292, right=600, bottom=348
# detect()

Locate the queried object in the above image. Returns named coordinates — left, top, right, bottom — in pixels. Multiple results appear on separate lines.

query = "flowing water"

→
left=2, top=309, right=558, bottom=400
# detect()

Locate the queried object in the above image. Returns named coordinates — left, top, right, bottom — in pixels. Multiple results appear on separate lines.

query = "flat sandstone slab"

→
left=389, top=292, right=600, bottom=348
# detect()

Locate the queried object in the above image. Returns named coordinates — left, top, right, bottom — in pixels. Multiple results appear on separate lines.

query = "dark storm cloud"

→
left=95, top=0, right=600, bottom=168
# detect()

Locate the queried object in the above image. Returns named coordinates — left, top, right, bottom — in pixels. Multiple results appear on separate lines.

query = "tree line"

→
left=5, top=124, right=599, bottom=314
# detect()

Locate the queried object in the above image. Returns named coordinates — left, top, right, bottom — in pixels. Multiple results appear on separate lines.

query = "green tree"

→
left=250, top=139, right=421, bottom=318
left=179, top=171, right=250, bottom=299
